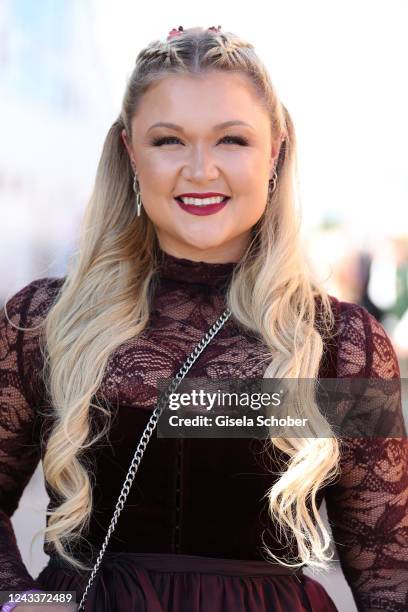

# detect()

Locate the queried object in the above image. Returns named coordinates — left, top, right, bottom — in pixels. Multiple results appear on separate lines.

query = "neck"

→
left=156, top=246, right=238, bottom=289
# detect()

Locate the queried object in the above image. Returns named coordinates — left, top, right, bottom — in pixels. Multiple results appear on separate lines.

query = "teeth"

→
left=178, top=196, right=227, bottom=206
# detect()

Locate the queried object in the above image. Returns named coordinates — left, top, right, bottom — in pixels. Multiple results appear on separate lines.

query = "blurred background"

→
left=1, top=1, right=407, bottom=610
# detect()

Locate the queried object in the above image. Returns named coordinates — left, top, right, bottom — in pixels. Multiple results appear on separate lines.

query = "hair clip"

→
left=167, top=26, right=184, bottom=41
left=166, top=25, right=222, bottom=42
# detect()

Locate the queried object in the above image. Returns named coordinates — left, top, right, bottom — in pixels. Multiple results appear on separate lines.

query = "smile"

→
left=174, top=196, right=230, bottom=216
left=177, top=196, right=227, bottom=206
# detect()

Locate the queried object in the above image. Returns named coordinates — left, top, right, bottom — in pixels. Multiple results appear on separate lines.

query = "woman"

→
left=1, top=25, right=407, bottom=612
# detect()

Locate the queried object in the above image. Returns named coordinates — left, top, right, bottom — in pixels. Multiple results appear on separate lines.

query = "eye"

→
left=151, top=136, right=182, bottom=146
left=151, top=135, right=249, bottom=146
left=221, top=135, right=249, bottom=146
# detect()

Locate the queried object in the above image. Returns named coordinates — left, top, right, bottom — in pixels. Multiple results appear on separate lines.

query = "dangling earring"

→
left=133, top=173, right=142, bottom=217
left=267, top=170, right=278, bottom=204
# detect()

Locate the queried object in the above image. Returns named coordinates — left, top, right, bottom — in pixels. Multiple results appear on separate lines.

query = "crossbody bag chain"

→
left=77, top=307, right=232, bottom=611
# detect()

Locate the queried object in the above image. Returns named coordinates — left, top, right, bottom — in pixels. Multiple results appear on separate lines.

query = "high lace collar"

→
left=156, top=247, right=238, bottom=288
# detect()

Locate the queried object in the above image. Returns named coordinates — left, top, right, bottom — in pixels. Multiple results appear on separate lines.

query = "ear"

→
left=270, top=138, right=284, bottom=178
left=121, top=128, right=130, bottom=153
left=121, top=129, right=135, bottom=169
left=269, top=140, right=281, bottom=178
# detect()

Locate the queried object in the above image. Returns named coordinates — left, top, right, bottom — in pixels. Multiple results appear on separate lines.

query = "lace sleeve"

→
left=0, top=278, right=60, bottom=592
left=325, top=303, right=408, bottom=612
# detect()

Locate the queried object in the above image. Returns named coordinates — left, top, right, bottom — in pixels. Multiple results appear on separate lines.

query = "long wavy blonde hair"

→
left=36, top=26, right=341, bottom=572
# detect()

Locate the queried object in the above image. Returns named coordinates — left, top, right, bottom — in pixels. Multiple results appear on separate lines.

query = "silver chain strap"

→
left=77, top=307, right=232, bottom=611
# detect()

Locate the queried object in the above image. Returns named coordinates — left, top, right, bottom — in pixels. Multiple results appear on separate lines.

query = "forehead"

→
left=131, top=72, right=269, bottom=129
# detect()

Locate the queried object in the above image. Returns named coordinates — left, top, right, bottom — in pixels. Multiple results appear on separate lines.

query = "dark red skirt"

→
left=36, top=551, right=339, bottom=611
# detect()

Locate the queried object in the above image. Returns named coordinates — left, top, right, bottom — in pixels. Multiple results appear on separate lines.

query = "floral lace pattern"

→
left=324, top=302, right=408, bottom=611
left=0, top=252, right=407, bottom=610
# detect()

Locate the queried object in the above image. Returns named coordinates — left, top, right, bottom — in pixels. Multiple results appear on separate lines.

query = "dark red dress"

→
left=1, top=248, right=407, bottom=611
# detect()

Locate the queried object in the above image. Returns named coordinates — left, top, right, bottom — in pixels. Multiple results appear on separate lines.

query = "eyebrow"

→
left=146, top=120, right=254, bottom=134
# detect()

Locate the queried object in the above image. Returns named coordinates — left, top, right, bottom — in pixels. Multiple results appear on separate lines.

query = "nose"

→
left=181, top=144, right=219, bottom=183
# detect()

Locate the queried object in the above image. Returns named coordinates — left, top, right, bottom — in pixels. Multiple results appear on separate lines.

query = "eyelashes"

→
left=151, top=135, right=250, bottom=147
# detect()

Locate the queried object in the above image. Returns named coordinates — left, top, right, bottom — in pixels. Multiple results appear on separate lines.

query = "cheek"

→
left=143, top=164, right=172, bottom=184
left=136, top=153, right=174, bottom=181
left=236, top=183, right=269, bottom=219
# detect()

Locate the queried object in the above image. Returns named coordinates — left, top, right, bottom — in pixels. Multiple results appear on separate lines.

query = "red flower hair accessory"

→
left=166, top=25, right=222, bottom=41
left=167, top=26, right=184, bottom=41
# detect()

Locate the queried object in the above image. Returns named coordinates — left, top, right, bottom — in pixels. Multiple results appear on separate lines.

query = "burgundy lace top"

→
left=1, top=248, right=407, bottom=612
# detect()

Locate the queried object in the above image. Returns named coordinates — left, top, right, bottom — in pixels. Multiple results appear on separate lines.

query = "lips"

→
left=175, top=196, right=229, bottom=204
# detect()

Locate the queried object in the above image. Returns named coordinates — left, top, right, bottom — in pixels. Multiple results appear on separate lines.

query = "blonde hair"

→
left=35, top=26, right=340, bottom=572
